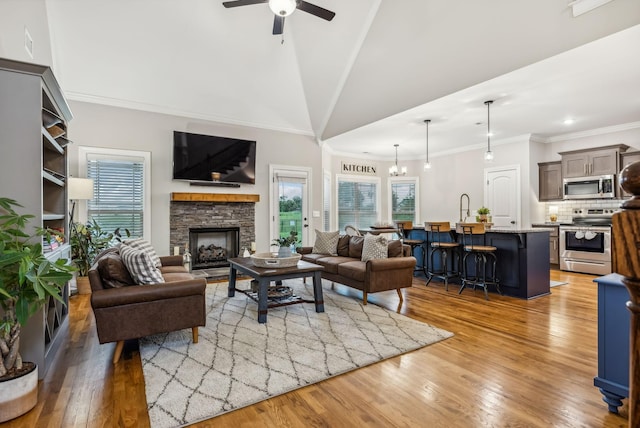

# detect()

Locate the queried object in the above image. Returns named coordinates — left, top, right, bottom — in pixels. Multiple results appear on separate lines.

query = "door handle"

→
left=510, top=221, right=516, bottom=224
left=303, top=224, right=309, bottom=228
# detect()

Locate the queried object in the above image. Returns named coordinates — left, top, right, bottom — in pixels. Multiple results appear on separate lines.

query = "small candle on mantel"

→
left=251, top=242, right=256, bottom=252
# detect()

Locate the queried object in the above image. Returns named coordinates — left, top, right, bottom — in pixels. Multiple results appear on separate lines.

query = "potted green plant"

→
left=69, top=219, right=127, bottom=294
left=476, top=206, right=491, bottom=223
left=0, top=197, right=74, bottom=422
left=272, top=230, right=299, bottom=257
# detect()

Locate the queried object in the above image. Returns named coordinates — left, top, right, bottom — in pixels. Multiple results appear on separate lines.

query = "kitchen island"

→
left=407, top=226, right=551, bottom=299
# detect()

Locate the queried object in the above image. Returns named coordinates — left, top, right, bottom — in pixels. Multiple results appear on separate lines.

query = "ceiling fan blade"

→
left=222, top=0, right=267, bottom=8
left=296, top=1, right=335, bottom=21
left=273, top=15, right=284, bottom=35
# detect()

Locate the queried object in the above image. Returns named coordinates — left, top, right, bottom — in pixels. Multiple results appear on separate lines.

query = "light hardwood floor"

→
left=2, top=270, right=629, bottom=427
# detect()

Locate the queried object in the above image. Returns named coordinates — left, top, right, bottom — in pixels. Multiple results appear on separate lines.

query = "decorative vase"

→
left=278, top=246, right=292, bottom=258
left=479, top=214, right=488, bottom=223
left=0, top=362, right=38, bottom=422
left=77, top=275, right=91, bottom=295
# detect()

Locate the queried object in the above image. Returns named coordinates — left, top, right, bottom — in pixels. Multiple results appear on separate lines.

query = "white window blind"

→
left=391, top=181, right=416, bottom=223
left=323, top=172, right=331, bottom=231
left=87, top=156, right=145, bottom=238
left=337, top=178, right=378, bottom=231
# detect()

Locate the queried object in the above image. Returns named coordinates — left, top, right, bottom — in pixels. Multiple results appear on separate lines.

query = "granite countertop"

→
left=531, top=223, right=561, bottom=227
left=488, top=227, right=554, bottom=233
left=408, top=225, right=555, bottom=233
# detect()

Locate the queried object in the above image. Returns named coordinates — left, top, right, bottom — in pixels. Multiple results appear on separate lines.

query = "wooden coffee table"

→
left=227, top=257, right=325, bottom=323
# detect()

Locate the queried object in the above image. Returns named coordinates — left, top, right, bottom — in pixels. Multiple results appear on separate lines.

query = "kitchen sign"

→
left=341, top=161, right=377, bottom=175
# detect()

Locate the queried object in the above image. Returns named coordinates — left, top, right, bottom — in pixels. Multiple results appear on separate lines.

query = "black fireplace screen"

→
left=189, top=227, right=239, bottom=269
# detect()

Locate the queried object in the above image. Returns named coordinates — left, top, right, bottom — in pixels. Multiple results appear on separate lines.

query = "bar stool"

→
left=457, top=223, right=501, bottom=300
left=396, top=220, right=426, bottom=276
left=424, top=221, right=460, bottom=291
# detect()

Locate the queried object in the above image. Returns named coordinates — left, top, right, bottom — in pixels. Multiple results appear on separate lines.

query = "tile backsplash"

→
left=544, top=199, right=623, bottom=223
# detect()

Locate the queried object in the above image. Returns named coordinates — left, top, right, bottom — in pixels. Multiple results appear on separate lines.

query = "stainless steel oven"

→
left=559, top=209, right=613, bottom=275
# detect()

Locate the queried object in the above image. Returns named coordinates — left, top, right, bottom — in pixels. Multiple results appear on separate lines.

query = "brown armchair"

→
left=88, top=251, right=207, bottom=363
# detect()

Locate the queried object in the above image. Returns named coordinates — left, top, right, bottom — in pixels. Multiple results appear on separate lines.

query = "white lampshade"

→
left=68, top=177, right=94, bottom=200
left=269, top=0, right=296, bottom=16
left=549, top=205, right=559, bottom=215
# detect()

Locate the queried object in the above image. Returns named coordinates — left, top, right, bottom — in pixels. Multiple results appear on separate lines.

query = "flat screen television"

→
left=172, top=131, right=256, bottom=184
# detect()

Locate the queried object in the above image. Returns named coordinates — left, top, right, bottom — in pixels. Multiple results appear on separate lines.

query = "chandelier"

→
left=389, top=144, right=407, bottom=176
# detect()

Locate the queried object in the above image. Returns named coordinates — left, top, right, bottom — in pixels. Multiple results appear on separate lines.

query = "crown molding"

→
left=544, top=121, right=640, bottom=143
left=64, top=91, right=316, bottom=137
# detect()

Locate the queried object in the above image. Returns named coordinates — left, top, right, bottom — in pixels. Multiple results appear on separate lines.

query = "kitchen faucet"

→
left=460, top=193, right=470, bottom=222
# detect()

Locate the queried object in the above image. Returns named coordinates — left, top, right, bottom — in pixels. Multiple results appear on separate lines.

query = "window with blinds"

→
left=337, top=177, right=379, bottom=231
left=323, top=172, right=331, bottom=231
left=391, top=180, right=416, bottom=223
left=87, top=156, right=145, bottom=238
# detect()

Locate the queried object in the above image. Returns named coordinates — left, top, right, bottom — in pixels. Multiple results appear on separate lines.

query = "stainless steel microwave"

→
left=563, top=175, right=615, bottom=200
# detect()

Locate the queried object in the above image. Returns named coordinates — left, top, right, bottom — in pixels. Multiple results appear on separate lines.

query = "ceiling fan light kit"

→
left=269, top=0, right=296, bottom=16
left=223, top=0, right=335, bottom=35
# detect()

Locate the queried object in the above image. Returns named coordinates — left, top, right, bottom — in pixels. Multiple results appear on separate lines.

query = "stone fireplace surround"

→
left=169, top=193, right=258, bottom=260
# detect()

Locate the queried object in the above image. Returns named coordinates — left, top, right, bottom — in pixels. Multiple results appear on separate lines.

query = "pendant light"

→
left=423, top=119, right=431, bottom=170
left=389, top=144, right=407, bottom=176
left=484, top=100, right=494, bottom=162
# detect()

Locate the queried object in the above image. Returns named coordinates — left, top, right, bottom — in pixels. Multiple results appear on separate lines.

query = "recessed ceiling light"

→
left=564, top=118, right=575, bottom=125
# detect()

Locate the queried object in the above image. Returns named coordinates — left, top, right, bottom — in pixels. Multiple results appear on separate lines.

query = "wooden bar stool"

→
left=457, top=223, right=501, bottom=300
left=396, top=220, right=426, bottom=276
left=424, top=221, right=460, bottom=291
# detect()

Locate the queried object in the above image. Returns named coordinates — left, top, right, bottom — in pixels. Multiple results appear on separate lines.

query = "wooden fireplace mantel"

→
left=171, top=192, right=260, bottom=203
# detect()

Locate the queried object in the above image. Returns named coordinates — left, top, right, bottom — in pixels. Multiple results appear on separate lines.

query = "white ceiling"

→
left=45, top=0, right=640, bottom=161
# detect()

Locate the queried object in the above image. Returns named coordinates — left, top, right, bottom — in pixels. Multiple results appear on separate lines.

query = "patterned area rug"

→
left=140, top=279, right=453, bottom=427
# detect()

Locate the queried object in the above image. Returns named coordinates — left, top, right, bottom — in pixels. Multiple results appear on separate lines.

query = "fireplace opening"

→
left=189, top=227, right=239, bottom=270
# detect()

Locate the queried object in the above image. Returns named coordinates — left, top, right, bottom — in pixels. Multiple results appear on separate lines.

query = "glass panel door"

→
left=272, top=168, right=310, bottom=247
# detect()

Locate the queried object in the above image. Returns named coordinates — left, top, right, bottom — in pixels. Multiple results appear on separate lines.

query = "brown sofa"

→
left=298, top=235, right=416, bottom=305
left=88, top=249, right=207, bottom=363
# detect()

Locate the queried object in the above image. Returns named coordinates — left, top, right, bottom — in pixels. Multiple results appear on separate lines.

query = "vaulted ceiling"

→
left=46, top=0, right=640, bottom=160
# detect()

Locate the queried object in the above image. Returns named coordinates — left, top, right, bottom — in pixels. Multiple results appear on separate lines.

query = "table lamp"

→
left=549, top=205, right=559, bottom=222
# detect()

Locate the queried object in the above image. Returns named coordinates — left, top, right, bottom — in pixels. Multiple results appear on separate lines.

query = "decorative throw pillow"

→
left=361, top=234, right=389, bottom=262
left=97, top=253, right=135, bottom=288
left=348, top=235, right=365, bottom=259
left=119, top=244, right=165, bottom=285
left=337, top=235, right=351, bottom=257
left=387, top=240, right=403, bottom=258
left=312, top=230, right=339, bottom=255
left=122, top=238, right=162, bottom=267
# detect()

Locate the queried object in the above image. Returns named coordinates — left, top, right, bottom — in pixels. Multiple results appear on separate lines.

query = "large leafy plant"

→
left=69, top=220, right=129, bottom=276
left=0, top=197, right=74, bottom=378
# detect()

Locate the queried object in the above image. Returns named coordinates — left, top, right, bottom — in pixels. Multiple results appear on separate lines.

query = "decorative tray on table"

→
left=250, top=252, right=301, bottom=268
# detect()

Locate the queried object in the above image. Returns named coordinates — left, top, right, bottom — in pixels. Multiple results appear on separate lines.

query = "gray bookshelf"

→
left=0, top=57, right=73, bottom=379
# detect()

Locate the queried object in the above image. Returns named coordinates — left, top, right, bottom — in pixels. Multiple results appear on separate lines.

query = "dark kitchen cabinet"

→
left=538, top=161, right=562, bottom=201
left=559, top=145, right=628, bottom=178
left=620, top=151, right=640, bottom=197
left=593, top=273, right=629, bottom=414
left=532, top=224, right=559, bottom=267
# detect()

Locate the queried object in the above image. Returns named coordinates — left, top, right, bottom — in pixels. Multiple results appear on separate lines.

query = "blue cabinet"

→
left=593, top=273, right=630, bottom=413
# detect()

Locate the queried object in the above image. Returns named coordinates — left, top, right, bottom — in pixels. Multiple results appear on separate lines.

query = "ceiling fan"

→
left=222, top=0, right=336, bottom=35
